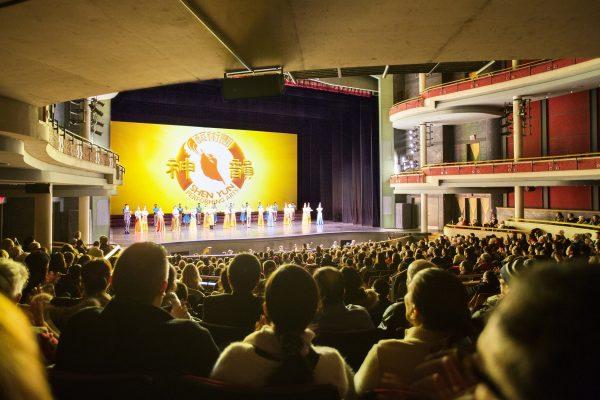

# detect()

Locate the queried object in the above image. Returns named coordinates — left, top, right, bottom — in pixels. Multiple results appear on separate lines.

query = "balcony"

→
left=388, top=58, right=600, bottom=129
left=390, top=152, right=600, bottom=193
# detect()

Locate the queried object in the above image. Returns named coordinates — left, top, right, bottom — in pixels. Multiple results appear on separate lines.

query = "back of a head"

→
left=373, top=277, right=390, bottom=297
left=0, top=295, right=52, bottom=400
left=480, top=262, right=600, bottom=399
left=409, top=268, right=469, bottom=333
left=182, top=264, right=200, bottom=288
left=0, top=258, right=29, bottom=301
left=262, top=259, right=277, bottom=277
left=81, top=259, right=112, bottom=295
left=313, top=266, right=344, bottom=305
left=407, top=259, right=435, bottom=285
left=112, top=242, right=168, bottom=304
left=340, top=266, right=363, bottom=292
left=265, top=265, right=319, bottom=386
left=227, top=253, right=261, bottom=293
left=24, top=251, right=50, bottom=288
left=266, top=264, right=318, bottom=334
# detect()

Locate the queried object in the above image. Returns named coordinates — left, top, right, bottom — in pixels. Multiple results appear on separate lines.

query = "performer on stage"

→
left=273, top=202, right=279, bottom=222
left=141, top=206, right=149, bottom=232
left=283, top=203, right=291, bottom=226
left=123, top=204, right=131, bottom=234
left=257, top=202, right=264, bottom=227
left=152, top=203, right=159, bottom=226
left=210, top=204, right=218, bottom=229
left=155, top=207, right=165, bottom=232
left=230, top=203, right=237, bottom=228
left=203, top=206, right=210, bottom=229
left=189, top=206, right=197, bottom=230
left=246, top=203, right=252, bottom=228
left=223, top=203, right=231, bottom=229
left=182, top=206, right=191, bottom=227
left=266, top=204, right=274, bottom=227
left=196, top=203, right=203, bottom=227
left=240, top=202, right=247, bottom=225
left=290, top=203, right=296, bottom=222
left=134, top=207, right=142, bottom=233
left=307, top=202, right=313, bottom=224
left=316, top=202, right=324, bottom=225
left=171, top=205, right=180, bottom=231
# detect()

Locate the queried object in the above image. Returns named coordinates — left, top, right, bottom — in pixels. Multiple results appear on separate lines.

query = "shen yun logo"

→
left=166, top=131, right=253, bottom=204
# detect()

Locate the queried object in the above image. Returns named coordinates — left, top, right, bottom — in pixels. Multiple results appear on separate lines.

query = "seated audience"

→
left=80, top=258, right=112, bottom=306
left=55, top=242, right=219, bottom=376
left=476, top=262, right=600, bottom=399
left=341, top=267, right=368, bottom=307
left=203, top=253, right=263, bottom=328
left=355, top=268, right=470, bottom=394
left=311, top=267, right=374, bottom=332
left=369, top=278, right=392, bottom=326
left=22, top=250, right=50, bottom=303
left=181, top=263, right=205, bottom=310
left=211, top=265, right=354, bottom=399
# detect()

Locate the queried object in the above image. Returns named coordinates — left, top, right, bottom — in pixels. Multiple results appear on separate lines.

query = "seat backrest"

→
left=173, top=375, right=340, bottom=400
left=313, top=329, right=384, bottom=371
left=48, top=369, right=155, bottom=400
left=199, top=320, right=254, bottom=350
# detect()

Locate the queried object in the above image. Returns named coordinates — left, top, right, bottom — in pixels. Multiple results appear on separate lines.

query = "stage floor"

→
left=110, top=222, right=408, bottom=254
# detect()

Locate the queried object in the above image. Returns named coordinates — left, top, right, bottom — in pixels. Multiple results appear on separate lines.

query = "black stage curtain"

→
left=112, top=81, right=380, bottom=226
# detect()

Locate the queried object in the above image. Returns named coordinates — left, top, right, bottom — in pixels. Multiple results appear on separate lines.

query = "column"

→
left=418, top=73, right=426, bottom=94
left=512, top=95, right=524, bottom=219
left=79, top=196, right=90, bottom=243
left=511, top=60, right=519, bottom=70
left=378, top=75, right=396, bottom=228
left=34, top=187, right=52, bottom=251
left=514, top=186, right=524, bottom=219
left=420, top=193, right=428, bottom=233
left=419, top=123, right=427, bottom=167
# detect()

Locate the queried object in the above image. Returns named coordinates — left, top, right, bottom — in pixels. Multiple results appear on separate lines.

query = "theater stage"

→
left=109, top=222, right=410, bottom=254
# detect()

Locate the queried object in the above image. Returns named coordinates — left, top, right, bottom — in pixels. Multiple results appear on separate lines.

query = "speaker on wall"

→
left=222, top=74, right=285, bottom=100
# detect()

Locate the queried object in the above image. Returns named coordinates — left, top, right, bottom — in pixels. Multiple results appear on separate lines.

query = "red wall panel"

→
left=547, top=91, right=590, bottom=155
left=549, top=186, right=592, bottom=210
left=507, top=187, right=543, bottom=208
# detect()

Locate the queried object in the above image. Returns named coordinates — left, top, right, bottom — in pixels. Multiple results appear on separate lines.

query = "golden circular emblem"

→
left=166, top=131, right=253, bottom=205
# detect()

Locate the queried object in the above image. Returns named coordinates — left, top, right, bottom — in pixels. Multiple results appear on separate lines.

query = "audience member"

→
left=55, top=242, right=219, bottom=376
left=311, top=267, right=374, bottom=332
left=211, top=265, right=354, bottom=398
left=203, top=253, right=262, bottom=328
left=355, top=268, right=470, bottom=394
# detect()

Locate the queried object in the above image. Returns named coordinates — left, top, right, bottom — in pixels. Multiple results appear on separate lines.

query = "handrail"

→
left=424, top=152, right=600, bottom=168
left=391, top=152, right=600, bottom=180
left=445, top=224, right=526, bottom=234
left=48, top=117, right=124, bottom=175
left=390, top=58, right=593, bottom=113
left=507, top=217, right=600, bottom=231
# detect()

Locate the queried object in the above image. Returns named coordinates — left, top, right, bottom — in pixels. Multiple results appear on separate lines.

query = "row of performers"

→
left=122, top=202, right=324, bottom=233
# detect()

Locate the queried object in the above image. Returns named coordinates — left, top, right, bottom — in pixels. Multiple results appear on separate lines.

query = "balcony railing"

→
left=391, top=152, right=600, bottom=184
left=389, top=58, right=593, bottom=116
left=48, top=120, right=124, bottom=178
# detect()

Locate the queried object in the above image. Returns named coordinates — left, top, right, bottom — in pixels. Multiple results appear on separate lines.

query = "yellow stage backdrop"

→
left=110, top=122, right=297, bottom=214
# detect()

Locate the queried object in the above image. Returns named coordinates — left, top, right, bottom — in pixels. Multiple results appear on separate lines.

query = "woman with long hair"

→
left=211, top=265, right=354, bottom=398
left=355, top=268, right=471, bottom=395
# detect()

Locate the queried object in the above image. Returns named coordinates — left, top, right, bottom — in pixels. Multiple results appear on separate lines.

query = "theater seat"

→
left=313, top=329, right=385, bottom=371
left=47, top=369, right=155, bottom=400
left=199, top=320, right=254, bottom=350
left=173, top=375, right=340, bottom=400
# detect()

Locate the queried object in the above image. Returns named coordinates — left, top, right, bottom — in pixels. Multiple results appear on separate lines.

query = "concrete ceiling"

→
left=0, top=0, right=599, bottom=105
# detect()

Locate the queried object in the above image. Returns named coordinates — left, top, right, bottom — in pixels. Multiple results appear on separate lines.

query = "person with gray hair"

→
left=0, top=258, right=30, bottom=302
